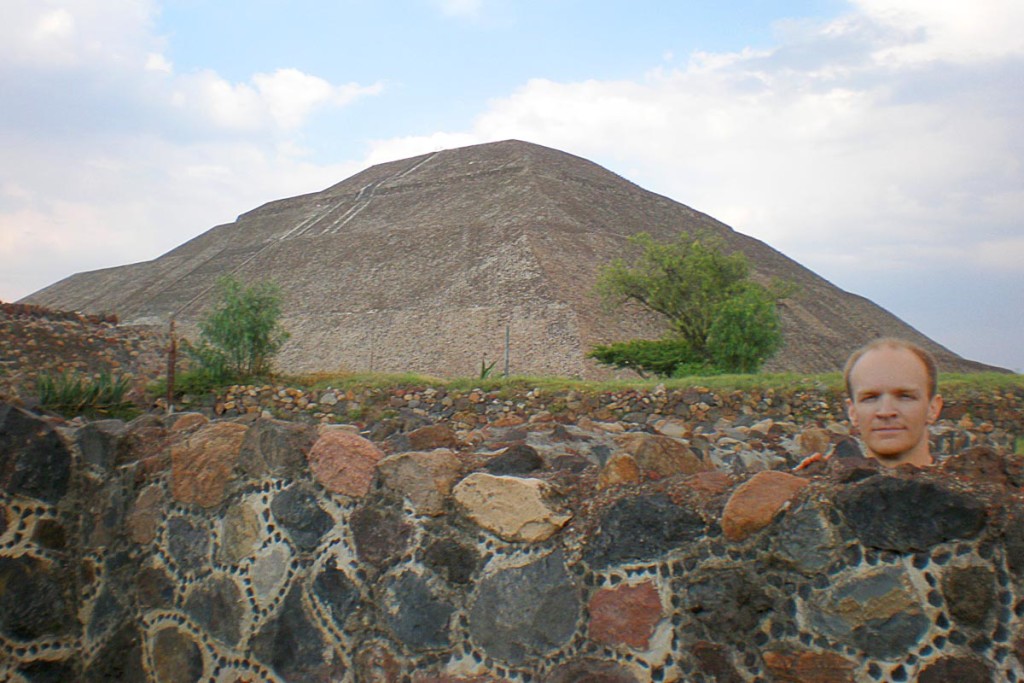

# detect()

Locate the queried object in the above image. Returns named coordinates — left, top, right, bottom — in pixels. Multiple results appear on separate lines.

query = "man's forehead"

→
left=850, top=346, right=930, bottom=385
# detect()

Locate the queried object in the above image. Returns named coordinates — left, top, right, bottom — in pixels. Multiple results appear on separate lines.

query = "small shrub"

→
left=479, top=358, right=498, bottom=380
left=189, top=275, right=289, bottom=383
left=587, top=338, right=715, bottom=378
left=36, top=371, right=136, bottom=419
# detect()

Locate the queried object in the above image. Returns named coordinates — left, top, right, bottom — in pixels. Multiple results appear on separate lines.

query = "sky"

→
left=1, top=0, right=1022, bottom=371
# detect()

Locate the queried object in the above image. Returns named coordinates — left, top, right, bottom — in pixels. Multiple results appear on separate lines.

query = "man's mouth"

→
left=872, top=426, right=905, bottom=434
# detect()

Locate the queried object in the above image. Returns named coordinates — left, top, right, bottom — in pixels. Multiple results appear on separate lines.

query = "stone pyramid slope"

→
left=23, top=140, right=996, bottom=377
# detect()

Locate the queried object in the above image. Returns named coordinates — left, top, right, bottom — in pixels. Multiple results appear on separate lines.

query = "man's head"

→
left=844, top=338, right=943, bottom=467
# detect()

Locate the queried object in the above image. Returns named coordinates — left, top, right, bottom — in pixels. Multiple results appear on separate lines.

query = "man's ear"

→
left=846, top=398, right=858, bottom=428
left=927, top=394, right=943, bottom=424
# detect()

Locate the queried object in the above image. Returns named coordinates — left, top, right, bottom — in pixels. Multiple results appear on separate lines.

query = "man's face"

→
left=845, top=346, right=943, bottom=466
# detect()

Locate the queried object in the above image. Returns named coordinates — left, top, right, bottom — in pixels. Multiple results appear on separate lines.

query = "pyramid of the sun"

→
left=23, top=140, right=995, bottom=377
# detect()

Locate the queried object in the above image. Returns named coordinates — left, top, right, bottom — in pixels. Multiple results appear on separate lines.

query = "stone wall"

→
left=2, top=390, right=1024, bottom=683
left=0, top=303, right=167, bottom=403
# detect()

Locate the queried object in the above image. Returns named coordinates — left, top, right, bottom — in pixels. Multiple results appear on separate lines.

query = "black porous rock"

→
left=484, top=443, right=545, bottom=475
left=546, top=659, right=640, bottom=683
left=32, top=518, right=67, bottom=550
left=384, top=571, right=454, bottom=651
left=350, top=504, right=412, bottom=570
left=75, top=419, right=126, bottom=469
left=943, top=566, right=996, bottom=628
left=184, top=574, right=244, bottom=646
left=270, top=484, right=334, bottom=552
left=1003, top=509, right=1024, bottom=578
left=82, top=622, right=146, bottom=683
left=678, top=568, right=774, bottom=644
left=251, top=584, right=344, bottom=682
left=165, top=516, right=210, bottom=575
left=238, top=418, right=316, bottom=478
left=836, top=476, right=986, bottom=552
left=808, top=566, right=929, bottom=660
left=423, top=537, right=478, bottom=585
left=584, top=494, right=706, bottom=569
left=114, top=413, right=168, bottom=465
left=469, top=549, right=580, bottom=665
left=85, top=587, right=125, bottom=641
left=0, top=402, right=71, bottom=504
left=852, top=611, right=932, bottom=660
left=312, top=557, right=360, bottom=629
left=0, top=555, right=69, bottom=641
left=17, top=660, right=79, bottom=683
left=918, top=655, right=993, bottom=683
left=771, top=503, right=839, bottom=574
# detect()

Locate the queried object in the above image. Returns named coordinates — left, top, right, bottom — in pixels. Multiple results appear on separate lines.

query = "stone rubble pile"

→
left=0, top=303, right=167, bottom=401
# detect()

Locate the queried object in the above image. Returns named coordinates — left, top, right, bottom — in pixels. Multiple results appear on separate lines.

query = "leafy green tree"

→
left=188, top=275, right=290, bottom=381
left=707, top=283, right=784, bottom=373
left=593, top=231, right=785, bottom=375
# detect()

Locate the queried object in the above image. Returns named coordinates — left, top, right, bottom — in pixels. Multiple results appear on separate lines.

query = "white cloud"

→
left=853, top=0, right=1024, bottom=62
left=435, top=0, right=484, bottom=18
left=0, top=1, right=382, bottom=301
left=145, top=52, right=172, bottom=73
left=254, top=69, right=383, bottom=130
left=366, top=1, right=1022, bottom=281
left=168, top=68, right=382, bottom=132
left=0, top=0, right=160, bottom=69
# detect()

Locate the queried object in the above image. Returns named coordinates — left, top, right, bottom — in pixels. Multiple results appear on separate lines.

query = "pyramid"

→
left=22, top=140, right=997, bottom=377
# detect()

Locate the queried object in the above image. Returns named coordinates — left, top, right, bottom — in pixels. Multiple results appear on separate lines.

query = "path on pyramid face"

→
left=20, top=140, right=1003, bottom=376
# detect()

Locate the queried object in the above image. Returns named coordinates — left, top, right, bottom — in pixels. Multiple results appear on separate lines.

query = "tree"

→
left=188, top=275, right=290, bottom=381
left=707, top=283, right=784, bottom=373
left=593, top=231, right=785, bottom=375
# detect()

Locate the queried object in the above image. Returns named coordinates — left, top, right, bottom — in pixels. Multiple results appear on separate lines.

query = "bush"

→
left=188, top=275, right=290, bottom=383
left=36, top=371, right=136, bottom=419
left=587, top=339, right=718, bottom=378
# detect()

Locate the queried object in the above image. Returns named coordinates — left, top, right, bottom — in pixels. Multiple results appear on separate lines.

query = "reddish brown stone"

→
left=918, top=655, right=994, bottom=683
left=798, top=427, right=831, bottom=456
left=491, top=414, right=526, bottom=427
left=377, top=450, right=461, bottom=516
left=762, top=649, right=855, bottom=683
left=127, top=484, right=164, bottom=544
left=170, top=422, right=248, bottom=508
left=691, top=642, right=742, bottom=683
left=598, top=453, right=641, bottom=488
left=940, top=446, right=1008, bottom=486
left=151, top=626, right=204, bottom=683
left=354, top=641, right=402, bottom=683
left=407, top=423, right=460, bottom=450
left=685, top=470, right=734, bottom=496
left=307, top=429, right=384, bottom=497
left=588, top=581, right=663, bottom=650
left=169, top=412, right=209, bottom=436
left=546, top=660, right=638, bottom=683
left=615, top=433, right=710, bottom=479
left=721, top=471, right=808, bottom=541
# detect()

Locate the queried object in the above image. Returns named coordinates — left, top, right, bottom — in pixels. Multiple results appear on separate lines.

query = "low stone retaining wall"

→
left=1, top=397, right=1023, bottom=682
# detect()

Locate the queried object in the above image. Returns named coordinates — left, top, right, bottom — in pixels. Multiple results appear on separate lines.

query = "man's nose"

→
left=877, top=395, right=898, bottom=415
